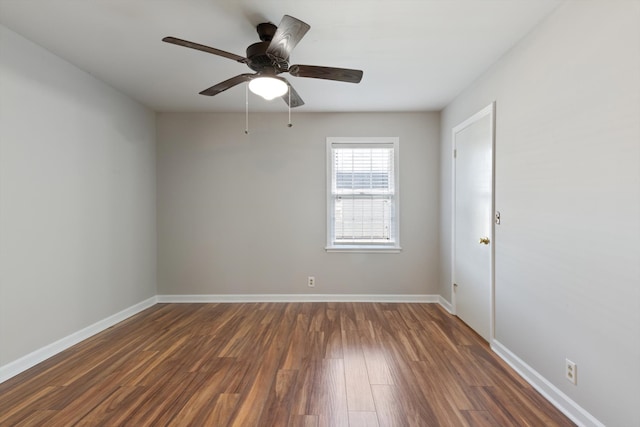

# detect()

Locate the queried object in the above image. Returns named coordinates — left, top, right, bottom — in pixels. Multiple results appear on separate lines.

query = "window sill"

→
left=325, top=245, right=402, bottom=253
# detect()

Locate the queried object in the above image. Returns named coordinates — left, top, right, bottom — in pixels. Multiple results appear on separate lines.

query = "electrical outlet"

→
left=308, top=276, right=315, bottom=288
left=565, top=359, right=577, bottom=385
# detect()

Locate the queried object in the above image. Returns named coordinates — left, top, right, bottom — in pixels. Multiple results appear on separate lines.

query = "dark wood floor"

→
left=0, top=302, right=574, bottom=426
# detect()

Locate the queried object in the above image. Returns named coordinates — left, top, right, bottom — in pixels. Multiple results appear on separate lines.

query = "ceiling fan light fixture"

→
left=248, top=77, right=288, bottom=100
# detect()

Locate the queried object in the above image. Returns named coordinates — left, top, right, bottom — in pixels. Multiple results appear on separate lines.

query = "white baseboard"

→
left=157, top=293, right=441, bottom=304
left=491, top=340, right=604, bottom=427
left=0, top=296, right=157, bottom=384
left=438, top=296, right=454, bottom=314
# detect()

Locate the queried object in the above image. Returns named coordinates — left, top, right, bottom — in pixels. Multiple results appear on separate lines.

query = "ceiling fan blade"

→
left=288, top=65, right=363, bottom=83
left=199, top=74, right=255, bottom=96
left=163, top=36, right=246, bottom=63
left=266, top=15, right=310, bottom=61
left=280, top=79, right=305, bottom=108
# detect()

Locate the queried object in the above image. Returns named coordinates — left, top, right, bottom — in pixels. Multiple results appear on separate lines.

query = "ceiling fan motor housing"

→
left=246, top=41, right=279, bottom=72
left=246, top=38, right=288, bottom=74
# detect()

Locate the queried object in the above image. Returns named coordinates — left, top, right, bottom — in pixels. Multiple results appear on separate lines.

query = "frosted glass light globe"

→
left=248, top=77, right=288, bottom=100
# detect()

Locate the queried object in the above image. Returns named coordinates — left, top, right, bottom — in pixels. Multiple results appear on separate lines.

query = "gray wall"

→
left=157, top=112, right=440, bottom=296
left=438, top=2, right=639, bottom=426
left=0, top=25, right=157, bottom=366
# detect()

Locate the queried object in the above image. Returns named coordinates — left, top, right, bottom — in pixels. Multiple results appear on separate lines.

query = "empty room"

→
left=0, top=1, right=638, bottom=426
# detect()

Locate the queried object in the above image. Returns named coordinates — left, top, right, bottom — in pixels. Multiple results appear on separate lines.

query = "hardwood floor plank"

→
left=218, top=358, right=253, bottom=394
left=0, top=386, right=59, bottom=426
left=396, top=303, right=424, bottom=330
left=204, top=393, right=241, bottom=426
left=120, top=368, right=198, bottom=425
left=324, top=306, right=344, bottom=359
left=342, top=329, right=376, bottom=411
left=348, top=411, right=380, bottom=427
left=479, top=383, right=574, bottom=427
left=281, top=312, right=311, bottom=370
left=371, top=384, right=409, bottom=427
left=310, top=358, right=349, bottom=427
left=74, top=385, right=142, bottom=426
left=229, top=304, right=296, bottom=426
left=127, top=336, right=189, bottom=385
left=259, top=369, right=299, bottom=426
left=292, top=358, right=322, bottom=417
left=11, top=409, right=57, bottom=427
left=308, top=302, right=326, bottom=332
left=375, top=329, right=440, bottom=425
left=362, top=344, right=394, bottom=385
left=0, top=303, right=575, bottom=427
left=167, top=359, right=238, bottom=425
left=461, top=409, right=502, bottom=427
left=291, top=414, right=319, bottom=427
left=445, top=345, right=497, bottom=387
left=360, top=305, right=394, bottom=386
left=41, top=382, right=121, bottom=426
left=408, top=360, right=478, bottom=426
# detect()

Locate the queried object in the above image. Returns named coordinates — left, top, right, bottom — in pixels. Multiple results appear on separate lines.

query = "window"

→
left=326, top=137, right=400, bottom=252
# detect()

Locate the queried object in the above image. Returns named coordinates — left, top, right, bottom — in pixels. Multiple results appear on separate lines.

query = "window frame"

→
left=326, top=137, right=401, bottom=253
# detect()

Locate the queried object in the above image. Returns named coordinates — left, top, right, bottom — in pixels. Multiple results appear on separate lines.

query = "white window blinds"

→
left=327, top=138, right=400, bottom=250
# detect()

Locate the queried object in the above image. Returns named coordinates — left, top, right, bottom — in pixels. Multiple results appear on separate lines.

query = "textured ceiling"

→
left=0, top=0, right=562, bottom=112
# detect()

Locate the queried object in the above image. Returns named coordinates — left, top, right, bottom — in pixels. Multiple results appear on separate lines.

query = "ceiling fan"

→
left=163, top=15, right=363, bottom=108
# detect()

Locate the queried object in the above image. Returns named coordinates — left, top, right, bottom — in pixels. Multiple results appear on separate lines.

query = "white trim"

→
left=326, top=137, right=401, bottom=252
left=157, top=294, right=441, bottom=304
left=0, top=296, right=157, bottom=384
left=451, top=102, right=496, bottom=340
left=325, top=246, right=402, bottom=253
left=491, top=340, right=604, bottom=427
left=438, top=296, right=454, bottom=314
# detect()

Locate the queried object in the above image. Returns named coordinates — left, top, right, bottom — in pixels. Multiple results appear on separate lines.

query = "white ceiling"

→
left=0, top=0, right=562, bottom=113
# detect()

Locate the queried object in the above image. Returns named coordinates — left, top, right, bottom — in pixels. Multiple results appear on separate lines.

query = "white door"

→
left=453, top=103, right=494, bottom=342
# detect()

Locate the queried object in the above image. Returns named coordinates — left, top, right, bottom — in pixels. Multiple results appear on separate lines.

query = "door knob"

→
left=479, top=237, right=490, bottom=245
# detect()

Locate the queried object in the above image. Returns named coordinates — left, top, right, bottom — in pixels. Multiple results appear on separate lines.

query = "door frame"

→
left=451, top=101, right=496, bottom=342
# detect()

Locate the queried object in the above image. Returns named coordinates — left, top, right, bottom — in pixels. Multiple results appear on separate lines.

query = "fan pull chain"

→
left=287, top=86, right=293, bottom=128
left=244, top=84, right=249, bottom=134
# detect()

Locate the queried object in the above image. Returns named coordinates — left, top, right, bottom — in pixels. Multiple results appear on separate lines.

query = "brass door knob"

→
left=479, top=237, right=490, bottom=245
